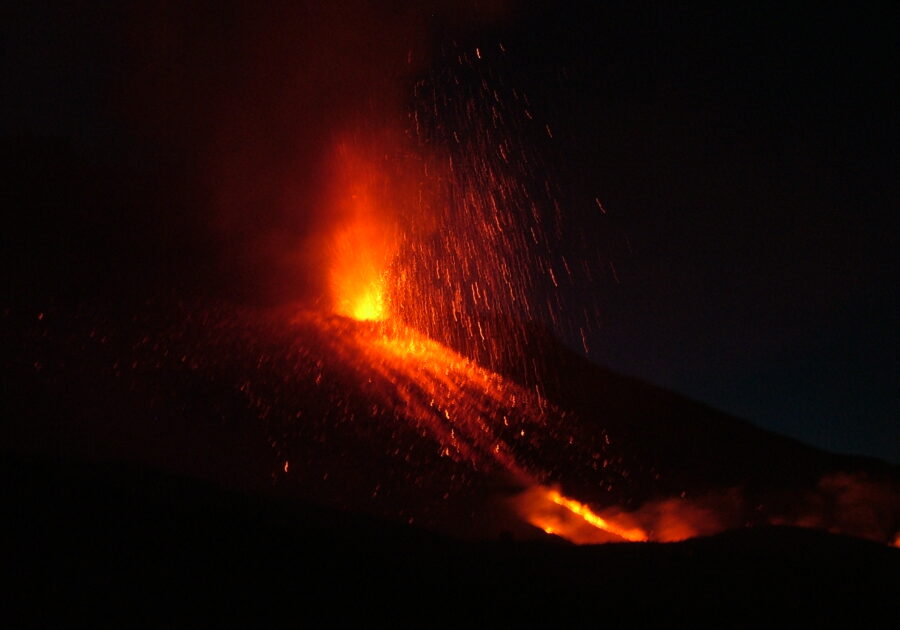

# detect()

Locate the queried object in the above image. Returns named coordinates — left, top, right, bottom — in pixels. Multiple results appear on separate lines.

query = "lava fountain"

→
left=325, top=141, right=400, bottom=322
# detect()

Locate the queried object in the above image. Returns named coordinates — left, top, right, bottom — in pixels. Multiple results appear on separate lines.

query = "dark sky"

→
left=3, top=2, right=897, bottom=463
left=505, top=4, right=899, bottom=463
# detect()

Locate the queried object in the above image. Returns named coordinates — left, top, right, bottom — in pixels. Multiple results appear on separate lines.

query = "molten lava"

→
left=288, top=309, right=657, bottom=544
left=520, top=486, right=648, bottom=543
left=330, top=220, right=390, bottom=321
left=324, top=140, right=400, bottom=322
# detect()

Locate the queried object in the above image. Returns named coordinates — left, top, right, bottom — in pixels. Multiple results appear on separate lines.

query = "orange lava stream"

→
left=545, top=488, right=647, bottom=542
left=515, top=485, right=648, bottom=544
left=302, top=311, right=652, bottom=544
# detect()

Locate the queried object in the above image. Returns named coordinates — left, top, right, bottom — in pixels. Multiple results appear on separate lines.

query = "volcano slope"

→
left=4, top=299, right=898, bottom=542
left=3, top=298, right=899, bottom=620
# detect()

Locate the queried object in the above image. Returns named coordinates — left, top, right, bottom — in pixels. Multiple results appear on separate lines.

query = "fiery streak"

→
left=545, top=488, right=647, bottom=542
left=301, top=314, right=539, bottom=482
left=514, top=485, right=648, bottom=543
left=305, top=312, right=653, bottom=544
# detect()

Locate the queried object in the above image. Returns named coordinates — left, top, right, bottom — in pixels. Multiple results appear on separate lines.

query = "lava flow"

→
left=522, top=486, right=648, bottom=543
left=287, top=313, right=652, bottom=544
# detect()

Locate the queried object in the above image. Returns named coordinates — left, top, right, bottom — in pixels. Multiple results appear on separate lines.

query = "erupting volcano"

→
left=4, top=2, right=898, bottom=622
left=234, top=115, right=897, bottom=546
left=281, top=60, right=898, bottom=545
left=7, top=42, right=897, bottom=550
left=297, top=129, right=660, bottom=543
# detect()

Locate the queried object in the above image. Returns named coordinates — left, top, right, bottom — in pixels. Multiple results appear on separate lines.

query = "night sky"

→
left=515, top=4, right=899, bottom=464
left=3, top=2, right=897, bottom=463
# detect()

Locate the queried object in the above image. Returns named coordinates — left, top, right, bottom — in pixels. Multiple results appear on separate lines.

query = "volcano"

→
left=3, top=3, right=898, bottom=620
left=2, top=138, right=898, bottom=610
left=3, top=98, right=898, bottom=627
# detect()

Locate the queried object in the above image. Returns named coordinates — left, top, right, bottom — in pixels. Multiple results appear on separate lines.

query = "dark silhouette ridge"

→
left=3, top=452, right=897, bottom=624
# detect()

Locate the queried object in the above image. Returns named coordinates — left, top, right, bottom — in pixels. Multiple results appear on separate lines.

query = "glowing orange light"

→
left=324, top=141, right=399, bottom=322
left=330, top=220, right=392, bottom=321
left=516, top=485, right=648, bottom=544
left=546, top=488, right=647, bottom=542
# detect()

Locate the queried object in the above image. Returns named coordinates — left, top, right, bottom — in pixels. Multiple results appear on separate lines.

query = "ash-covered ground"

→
left=4, top=299, right=898, bottom=544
